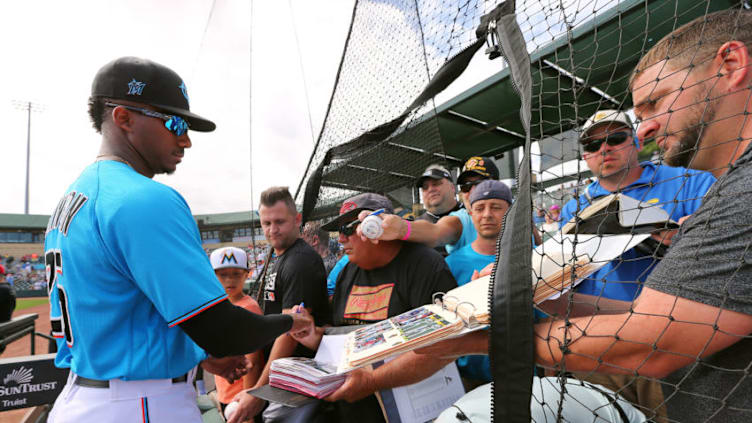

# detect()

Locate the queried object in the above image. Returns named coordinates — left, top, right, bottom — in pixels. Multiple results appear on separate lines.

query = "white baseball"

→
left=361, top=215, right=384, bottom=239
left=224, top=400, right=239, bottom=420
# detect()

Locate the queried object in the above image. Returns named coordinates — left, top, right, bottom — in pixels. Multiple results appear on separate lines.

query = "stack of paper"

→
left=269, top=357, right=346, bottom=398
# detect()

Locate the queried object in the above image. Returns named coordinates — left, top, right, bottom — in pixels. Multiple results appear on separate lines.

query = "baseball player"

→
left=44, top=57, right=311, bottom=423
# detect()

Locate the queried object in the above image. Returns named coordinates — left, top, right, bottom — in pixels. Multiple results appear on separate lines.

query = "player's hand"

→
left=356, top=211, right=405, bottom=243
left=201, top=355, right=250, bottom=384
left=227, top=391, right=266, bottom=423
left=324, top=367, right=378, bottom=403
left=283, top=308, right=314, bottom=336
left=414, top=331, right=489, bottom=359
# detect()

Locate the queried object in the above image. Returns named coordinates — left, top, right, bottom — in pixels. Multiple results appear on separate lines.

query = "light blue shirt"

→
left=326, top=255, right=349, bottom=296
left=445, top=244, right=494, bottom=382
left=559, top=162, right=716, bottom=301
left=46, top=161, right=226, bottom=380
left=445, top=209, right=477, bottom=255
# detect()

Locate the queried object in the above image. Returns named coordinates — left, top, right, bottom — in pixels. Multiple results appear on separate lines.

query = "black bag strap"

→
left=252, top=246, right=275, bottom=307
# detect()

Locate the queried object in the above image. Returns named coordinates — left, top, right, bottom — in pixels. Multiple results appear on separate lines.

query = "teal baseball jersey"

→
left=45, top=160, right=227, bottom=380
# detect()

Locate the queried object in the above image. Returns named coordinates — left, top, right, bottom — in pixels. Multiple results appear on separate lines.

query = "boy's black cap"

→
left=91, top=57, right=216, bottom=132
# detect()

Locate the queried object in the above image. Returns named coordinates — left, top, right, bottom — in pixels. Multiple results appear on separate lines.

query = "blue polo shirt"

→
left=559, top=162, right=716, bottom=301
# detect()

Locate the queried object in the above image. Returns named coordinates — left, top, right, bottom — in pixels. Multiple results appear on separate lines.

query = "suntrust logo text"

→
left=0, top=367, right=59, bottom=397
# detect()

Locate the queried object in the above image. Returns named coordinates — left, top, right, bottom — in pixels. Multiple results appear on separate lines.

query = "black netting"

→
left=299, top=0, right=752, bottom=422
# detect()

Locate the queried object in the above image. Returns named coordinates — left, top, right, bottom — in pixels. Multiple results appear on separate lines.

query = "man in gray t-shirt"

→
left=413, top=10, right=752, bottom=423
left=535, top=10, right=752, bottom=421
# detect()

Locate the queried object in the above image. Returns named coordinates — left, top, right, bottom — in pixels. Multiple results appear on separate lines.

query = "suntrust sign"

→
left=0, top=354, right=68, bottom=411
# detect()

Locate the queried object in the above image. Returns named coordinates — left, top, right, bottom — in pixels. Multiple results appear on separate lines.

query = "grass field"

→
left=16, top=297, right=48, bottom=311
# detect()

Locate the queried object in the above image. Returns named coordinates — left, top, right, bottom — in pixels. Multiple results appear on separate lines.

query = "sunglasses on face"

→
left=105, top=102, right=190, bottom=136
left=581, top=131, right=632, bottom=153
left=339, top=220, right=360, bottom=236
left=459, top=178, right=487, bottom=193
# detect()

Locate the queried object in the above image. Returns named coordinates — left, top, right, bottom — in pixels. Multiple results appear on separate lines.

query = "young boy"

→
left=209, top=247, right=265, bottom=412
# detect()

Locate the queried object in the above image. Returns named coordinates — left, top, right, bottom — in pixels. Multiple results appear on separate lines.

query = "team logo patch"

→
left=340, top=201, right=358, bottom=214
left=127, top=79, right=146, bottom=95
left=264, top=291, right=276, bottom=302
left=221, top=253, right=238, bottom=264
left=343, top=283, right=394, bottom=321
left=464, top=156, right=488, bottom=174
left=179, top=82, right=190, bottom=103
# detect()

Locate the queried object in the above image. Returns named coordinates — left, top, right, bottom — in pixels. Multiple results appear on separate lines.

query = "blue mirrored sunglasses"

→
left=105, top=102, right=190, bottom=136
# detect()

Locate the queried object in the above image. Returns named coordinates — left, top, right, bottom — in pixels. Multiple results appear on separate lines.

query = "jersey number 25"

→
left=46, top=249, right=74, bottom=347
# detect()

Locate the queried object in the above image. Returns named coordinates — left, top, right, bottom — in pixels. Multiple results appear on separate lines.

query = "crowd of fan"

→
left=0, top=253, right=46, bottom=292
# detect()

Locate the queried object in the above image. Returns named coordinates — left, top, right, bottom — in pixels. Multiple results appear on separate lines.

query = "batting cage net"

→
left=297, top=0, right=752, bottom=422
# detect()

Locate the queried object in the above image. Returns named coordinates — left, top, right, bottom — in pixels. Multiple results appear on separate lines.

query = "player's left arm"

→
left=535, top=287, right=752, bottom=377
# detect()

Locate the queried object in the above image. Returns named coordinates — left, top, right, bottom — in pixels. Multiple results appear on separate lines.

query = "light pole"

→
left=12, top=100, right=45, bottom=214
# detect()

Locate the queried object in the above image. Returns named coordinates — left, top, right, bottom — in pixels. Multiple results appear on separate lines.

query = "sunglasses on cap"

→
left=581, top=131, right=632, bottom=154
left=459, top=178, right=487, bottom=193
left=339, top=220, right=361, bottom=237
left=105, top=102, right=190, bottom=136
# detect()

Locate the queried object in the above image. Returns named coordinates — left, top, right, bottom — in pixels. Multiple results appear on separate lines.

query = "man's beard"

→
left=663, top=93, right=716, bottom=168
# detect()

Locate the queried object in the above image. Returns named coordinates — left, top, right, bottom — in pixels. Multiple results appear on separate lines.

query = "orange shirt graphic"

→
left=343, top=283, right=394, bottom=321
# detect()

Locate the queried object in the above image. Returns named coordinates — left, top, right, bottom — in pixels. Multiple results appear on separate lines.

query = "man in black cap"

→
left=414, top=164, right=462, bottom=224
left=288, top=193, right=457, bottom=422
left=44, top=57, right=311, bottom=423
left=362, top=156, right=500, bottom=255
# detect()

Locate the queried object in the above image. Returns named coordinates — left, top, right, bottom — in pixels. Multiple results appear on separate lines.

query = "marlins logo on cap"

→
left=210, top=247, right=249, bottom=270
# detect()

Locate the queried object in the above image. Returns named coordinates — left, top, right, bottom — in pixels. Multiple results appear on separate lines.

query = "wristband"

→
left=401, top=220, right=412, bottom=241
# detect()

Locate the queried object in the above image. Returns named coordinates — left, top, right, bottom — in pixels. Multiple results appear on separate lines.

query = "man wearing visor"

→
left=560, top=109, right=716, bottom=303
left=366, top=157, right=500, bottom=255
left=415, top=164, right=462, bottom=224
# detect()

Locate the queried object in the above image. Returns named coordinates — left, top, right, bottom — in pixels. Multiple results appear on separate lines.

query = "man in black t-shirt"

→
left=236, top=186, right=330, bottom=421
left=311, top=193, right=456, bottom=421
left=414, top=165, right=462, bottom=224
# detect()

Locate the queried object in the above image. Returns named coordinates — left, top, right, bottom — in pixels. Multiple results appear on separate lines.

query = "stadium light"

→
left=11, top=100, right=46, bottom=215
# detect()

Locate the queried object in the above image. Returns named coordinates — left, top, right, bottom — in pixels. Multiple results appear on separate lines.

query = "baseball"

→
left=224, top=401, right=239, bottom=420
left=361, top=215, right=384, bottom=239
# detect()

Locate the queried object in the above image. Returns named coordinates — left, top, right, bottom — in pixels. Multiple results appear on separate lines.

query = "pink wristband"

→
left=401, top=220, right=412, bottom=241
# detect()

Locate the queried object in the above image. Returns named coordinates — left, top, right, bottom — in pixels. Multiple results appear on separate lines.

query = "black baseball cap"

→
left=415, top=165, right=453, bottom=188
left=321, top=193, right=394, bottom=231
left=457, top=156, right=500, bottom=185
left=91, top=57, right=216, bottom=132
left=469, top=180, right=513, bottom=205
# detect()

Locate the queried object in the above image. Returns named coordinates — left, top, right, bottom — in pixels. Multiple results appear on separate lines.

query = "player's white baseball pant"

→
left=48, top=370, right=202, bottom=423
